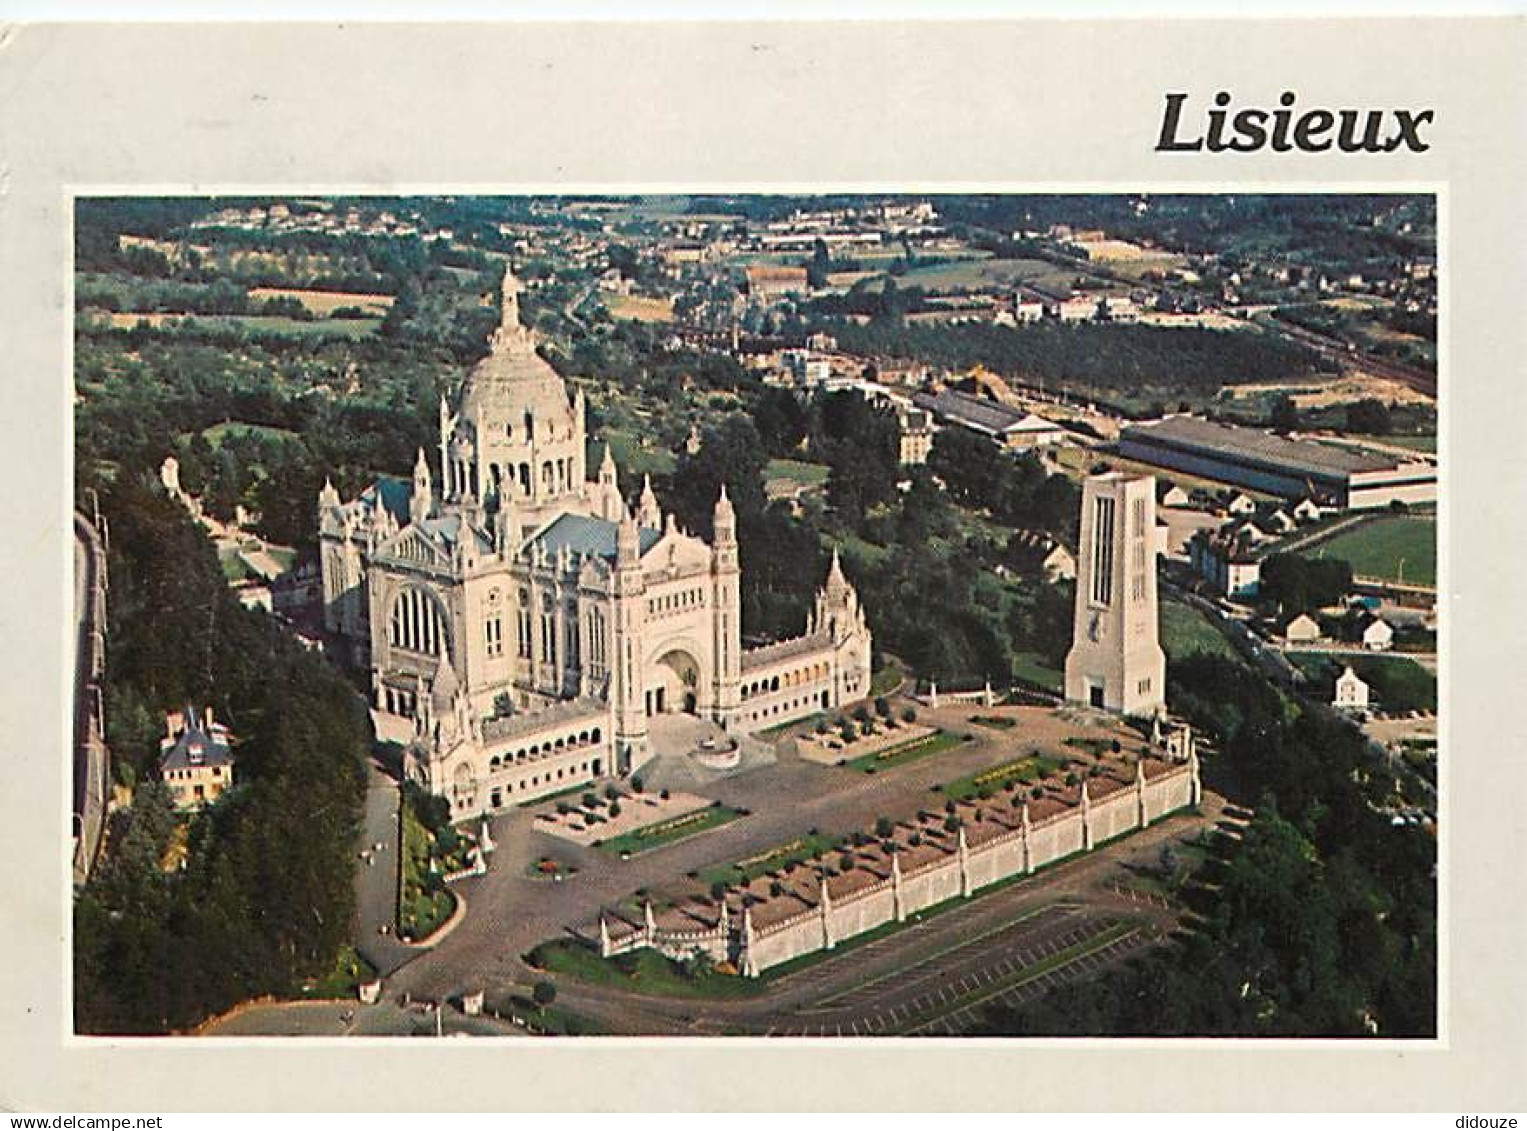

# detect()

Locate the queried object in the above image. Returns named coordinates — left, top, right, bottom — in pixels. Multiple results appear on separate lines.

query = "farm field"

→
left=96, top=312, right=383, bottom=338
left=247, top=286, right=394, bottom=315
left=901, top=256, right=1079, bottom=294
left=1377, top=434, right=1438, bottom=453
left=1312, top=515, right=1436, bottom=587
left=604, top=293, right=674, bottom=323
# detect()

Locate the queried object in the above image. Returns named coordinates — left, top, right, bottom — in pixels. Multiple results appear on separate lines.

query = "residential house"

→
left=1284, top=612, right=1323, bottom=644
left=1361, top=616, right=1395, bottom=651
left=1333, top=666, right=1371, bottom=713
left=159, top=706, right=236, bottom=811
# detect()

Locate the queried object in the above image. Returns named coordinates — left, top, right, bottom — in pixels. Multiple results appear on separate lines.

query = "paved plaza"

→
left=208, top=699, right=1222, bottom=1037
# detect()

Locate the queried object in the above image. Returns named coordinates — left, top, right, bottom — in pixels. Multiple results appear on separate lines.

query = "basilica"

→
left=318, top=270, right=872, bottom=817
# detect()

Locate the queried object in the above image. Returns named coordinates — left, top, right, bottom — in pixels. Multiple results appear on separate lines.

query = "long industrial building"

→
left=1118, top=416, right=1436, bottom=510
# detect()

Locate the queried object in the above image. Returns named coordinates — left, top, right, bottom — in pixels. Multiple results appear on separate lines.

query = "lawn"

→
left=218, top=549, right=250, bottom=583
left=697, top=831, right=845, bottom=889
left=940, top=752, right=1065, bottom=801
left=1011, top=651, right=1064, bottom=693
left=1288, top=651, right=1437, bottom=713
left=596, top=804, right=743, bottom=857
left=870, top=658, right=907, bottom=697
left=200, top=420, right=301, bottom=449
left=299, top=944, right=377, bottom=1000
left=846, top=728, right=968, bottom=773
left=398, top=803, right=458, bottom=942
left=1160, top=598, right=1240, bottom=663
left=527, top=939, right=761, bottom=1001
left=1312, top=515, right=1436, bottom=587
left=600, top=428, right=678, bottom=478
left=765, top=458, right=831, bottom=487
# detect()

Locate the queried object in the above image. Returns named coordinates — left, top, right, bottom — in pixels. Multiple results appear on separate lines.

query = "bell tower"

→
left=1064, top=473, right=1166, bottom=717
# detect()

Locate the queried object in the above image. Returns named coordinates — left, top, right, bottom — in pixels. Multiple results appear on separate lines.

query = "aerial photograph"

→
left=70, top=192, right=1439, bottom=1038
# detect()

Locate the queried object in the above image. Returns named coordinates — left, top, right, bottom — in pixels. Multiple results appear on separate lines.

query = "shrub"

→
left=875, top=816, right=894, bottom=838
left=532, top=980, right=557, bottom=1008
left=838, top=853, right=855, bottom=871
left=660, top=788, right=671, bottom=800
left=604, top=784, right=620, bottom=801
left=874, top=696, right=890, bottom=717
left=853, top=705, right=871, bottom=724
left=943, top=815, right=961, bottom=832
left=582, top=792, right=597, bottom=809
left=632, top=776, right=645, bottom=793
left=902, top=706, right=918, bottom=723
left=769, top=880, right=784, bottom=897
left=1065, top=772, right=1080, bottom=787
left=709, top=881, right=727, bottom=901
left=609, top=802, right=622, bottom=818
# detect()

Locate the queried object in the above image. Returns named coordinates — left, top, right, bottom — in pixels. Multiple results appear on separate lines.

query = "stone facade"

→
left=318, top=269, right=872, bottom=818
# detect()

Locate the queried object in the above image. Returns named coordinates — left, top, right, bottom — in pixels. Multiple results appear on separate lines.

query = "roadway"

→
left=72, top=512, right=110, bottom=885
left=352, top=760, right=423, bottom=977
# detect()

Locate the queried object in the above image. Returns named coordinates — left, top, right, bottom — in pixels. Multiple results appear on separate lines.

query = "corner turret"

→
left=410, top=448, right=432, bottom=526
left=638, top=474, right=662, bottom=529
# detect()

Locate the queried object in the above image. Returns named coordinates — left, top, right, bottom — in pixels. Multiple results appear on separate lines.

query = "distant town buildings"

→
left=1190, top=531, right=1262, bottom=600
left=744, top=264, right=809, bottom=298
left=897, top=407, right=935, bottom=466
left=912, top=389, right=1069, bottom=452
left=159, top=706, right=235, bottom=810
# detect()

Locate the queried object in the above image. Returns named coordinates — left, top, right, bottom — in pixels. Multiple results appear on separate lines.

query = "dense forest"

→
left=828, top=321, right=1329, bottom=405
left=73, top=476, right=371, bottom=1033
left=653, top=394, right=1079, bottom=688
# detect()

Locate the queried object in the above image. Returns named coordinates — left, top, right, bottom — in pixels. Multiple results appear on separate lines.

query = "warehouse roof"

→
left=914, top=389, right=1064, bottom=439
left=1123, top=416, right=1403, bottom=479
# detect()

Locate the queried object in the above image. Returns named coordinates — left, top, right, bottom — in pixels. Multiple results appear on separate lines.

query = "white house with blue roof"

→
left=318, top=268, right=871, bottom=818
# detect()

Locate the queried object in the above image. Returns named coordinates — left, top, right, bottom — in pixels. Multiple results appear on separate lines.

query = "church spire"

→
left=499, top=266, right=523, bottom=334
left=616, top=502, right=641, bottom=567
left=713, top=482, right=736, bottom=544
left=410, top=447, right=432, bottom=526
left=638, top=474, right=661, bottom=529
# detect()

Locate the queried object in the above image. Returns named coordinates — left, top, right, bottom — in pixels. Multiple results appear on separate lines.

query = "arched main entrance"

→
left=647, top=647, right=701, bottom=716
